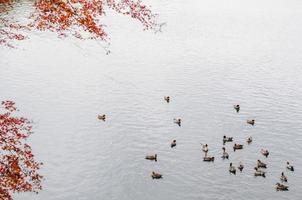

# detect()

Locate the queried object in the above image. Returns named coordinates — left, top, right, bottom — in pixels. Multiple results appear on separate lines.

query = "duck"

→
left=276, top=183, right=288, bottom=191
left=247, top=136, right=253, bottom=144
left=201, top=144, right=209, bottom=153
left=151, top=171, right=162, bottom=179
left=280, top=172, right=287, bottom=182
left=247, top=119, right=255, bottom=125
left=98, top=114, right=106, bottom=121
left=254, top=167, right=266, bottom=177
left=164, top=96, right=170, bottom=103
left=229, top=163, right=236, bottom=174
left=286, top=162, right=294, bottom=171
left=233, top=143, right=243, bottom=151
left=173, top=118, right=181, bottom=126
left=171, top=140, right=176, bottom=148
left=238, top=162, right=244, bottom=172
left=203, top=152, right=214, bottom=162
left=234, top=104, right=240, bottom=112
left=223, top=135, right=233, bottom=144
left=257, top=160, right=267, bottom=168
left=221, top=147, right=229, bottom=159
left=261, top=149, right=269, bottom=158
left=145, top=154, right=157, bottom=162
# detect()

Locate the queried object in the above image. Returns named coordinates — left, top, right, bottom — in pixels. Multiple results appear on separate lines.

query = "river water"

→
left=1, top=0, right=302, bottom=199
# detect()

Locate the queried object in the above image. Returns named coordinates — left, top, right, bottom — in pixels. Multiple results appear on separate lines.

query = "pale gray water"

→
left=1, top=0, right=302, bottom=199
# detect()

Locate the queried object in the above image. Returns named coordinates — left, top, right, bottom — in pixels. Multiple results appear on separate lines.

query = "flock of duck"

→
left=98, top=98, right=295, bottom=191
left=204, top=104, right=295, bottom=191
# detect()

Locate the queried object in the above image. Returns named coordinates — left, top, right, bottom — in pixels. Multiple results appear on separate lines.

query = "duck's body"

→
left=255, top=171, right=266, bottom=177
left=201, top=144, right=209, bottom=153
left=151, top=171, right=162, bottom=179
left=257, top=160, right=267, bottom=168
left=229, top=163, right=236, bottom=174
left=247, top=119, right=255, bottom=125
left=238, top=162, right=244, bottom=172
left=221, top=147, right=229, bottom=159
left=247, top=136, right=253, bottom=144
left=261, top=149, right=269, bottom=157
left=145, top=154, right=157, bottom=162
left=280, top=172, right=288, bottom=182
left=173, top=118, right=181, bottom=126
left=276, top=183, right=288, bottom=191
left=203, top=156, right=215, bottom=162
left=233, top=143, right=243, bottom=151
left=171, top=140, right=177, bottom=148
left=164, top=96, right=170, bottom=103
left=223, top=135, right=233, bottom=144
left=254, top=167, right=266, bottom=177
left=286, top=162, right=294, bottom=171
left=98, top=114, right=106, bottom=121
left=234, top=105, right=240, bottom=112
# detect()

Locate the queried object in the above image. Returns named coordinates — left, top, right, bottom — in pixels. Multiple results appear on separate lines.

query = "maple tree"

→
left=0, top=101, right=43, bottom=200
left=0, top=0, right=158, bottom=47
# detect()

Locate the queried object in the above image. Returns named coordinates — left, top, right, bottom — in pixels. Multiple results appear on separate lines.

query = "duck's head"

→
left=230, top=163, right=233, bottom=166
left=287, top=161, right=290, bottom=165
left=173, top=140, right=176, bottom=143
left=222, top=147, right=226, bottom=151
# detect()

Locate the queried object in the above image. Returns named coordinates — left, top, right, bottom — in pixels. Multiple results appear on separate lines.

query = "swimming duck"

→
left=257, top=160, right=267, bottom=168
left=280, top=172, right=287, bottom=182
left=145, top=154, right=157, bottom=162
left=203, top=152, right=214, bottom=162
left=234, top=104, right=240, bottom=112
left=164, top=96, right=170, bottom=103
left=247, top=119, right=255, bottom=125
left=238, top=162, right=244, bottom=172
left=201, top=144, right=209, bottom=153
left=233, top=143, right=243, bottom=151
left=286, top=162, right=294, bottom=171
left=173, top=118, right=181, bottom=126
left=261, top=149, right=269, bottom=158
left=151, top=171, right=162, bottom=179
left=171, top=140, right=176, bottom=148
left=254, top=167, right=266, bottom=177
left=98, top=114, right=106, bottom=121
left=276, top=183, right=288, bottom=191
left=221, top=147, right=229, bottom=159
left=247, top=136, right=253, bottom=144
left=229, top=163, right=236, bottom=174
left=223, top=135, right=233, bottom=144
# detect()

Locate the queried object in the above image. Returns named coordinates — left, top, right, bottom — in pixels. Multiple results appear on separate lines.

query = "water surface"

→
left=1, top=0, right=302, bottom=199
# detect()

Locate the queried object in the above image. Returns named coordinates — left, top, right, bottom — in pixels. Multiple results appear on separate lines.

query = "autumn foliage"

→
left=0, top=101, right=43, bottom=200
left=0, top=0, right=157, bottom=47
